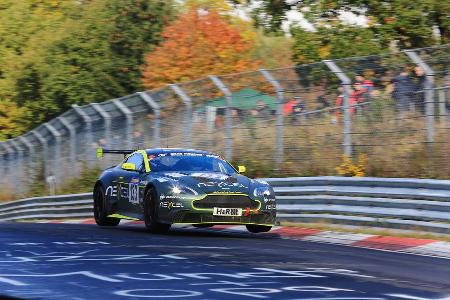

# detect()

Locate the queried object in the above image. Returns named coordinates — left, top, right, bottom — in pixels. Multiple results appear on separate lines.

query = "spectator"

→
left=352, top=82, right=372, bottom=113
left=283, top=96, right=299, bottom=116
left=413, top=66, right=426, bottom=113
left=334, top=86, right=356, bottom=122
left=392, top=68, right=415, bottom=114
left=314, top=95, right=330, bottom=117
left=355, top=73, right=374, bottom=94
left=283, top=96, right=306, bottom=124
left=253, top=100, right=272, bottom=119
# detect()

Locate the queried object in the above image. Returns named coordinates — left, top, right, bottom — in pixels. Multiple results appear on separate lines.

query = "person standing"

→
left=392, top=68, right=415, bottom=115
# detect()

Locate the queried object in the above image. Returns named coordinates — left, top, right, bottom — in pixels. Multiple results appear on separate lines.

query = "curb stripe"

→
left=352, top=236, right=436, bottom=251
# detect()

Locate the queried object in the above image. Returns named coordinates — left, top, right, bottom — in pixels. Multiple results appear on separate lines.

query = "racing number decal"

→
left=129, top=182, right=139, bottom=205
left=116, top=180, right=139, bottom=205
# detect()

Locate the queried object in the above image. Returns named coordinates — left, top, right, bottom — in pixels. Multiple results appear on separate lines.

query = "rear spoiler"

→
left=96, top=148, right=136, bottom=158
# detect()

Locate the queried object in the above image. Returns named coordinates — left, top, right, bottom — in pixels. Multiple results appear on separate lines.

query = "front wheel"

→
left=93, top=185, right=120, bottom=226
left=246, top=224, right=272, bottom=233
left=144, top=188, right=171, bottom=233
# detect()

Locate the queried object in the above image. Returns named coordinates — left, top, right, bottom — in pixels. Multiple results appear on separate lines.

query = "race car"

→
left=93, top=148, right=276, bottom=233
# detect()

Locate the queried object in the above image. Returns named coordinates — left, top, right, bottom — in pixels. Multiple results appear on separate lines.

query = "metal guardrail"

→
left=1, top=177, right=449, bottom=233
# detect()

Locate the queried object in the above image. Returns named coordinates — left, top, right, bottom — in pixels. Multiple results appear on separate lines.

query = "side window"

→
left=126, top=153, right=144, bottom=171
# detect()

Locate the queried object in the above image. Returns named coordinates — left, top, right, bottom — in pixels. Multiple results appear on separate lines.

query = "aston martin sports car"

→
left=93, top=148, right=276, bottom=233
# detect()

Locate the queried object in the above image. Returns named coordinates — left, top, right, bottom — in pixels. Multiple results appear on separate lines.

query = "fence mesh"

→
left=1, top=45, right=449, bottom=197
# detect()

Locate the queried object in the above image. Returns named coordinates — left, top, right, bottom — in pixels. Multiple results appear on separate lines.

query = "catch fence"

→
left=1, top=45, right=449, bottom=196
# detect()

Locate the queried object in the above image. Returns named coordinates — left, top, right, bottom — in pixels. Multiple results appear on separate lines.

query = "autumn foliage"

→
left=141, top=9, right=260, bottom=89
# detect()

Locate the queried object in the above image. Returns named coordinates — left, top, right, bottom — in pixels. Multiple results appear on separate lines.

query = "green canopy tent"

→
left=205, top=88, right=277, bottom=110
left=195, top=88, right=277, bottom=130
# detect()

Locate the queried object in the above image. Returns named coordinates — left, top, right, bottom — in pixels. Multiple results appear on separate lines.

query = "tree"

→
left=249, top=0, right=449, bottom=49
left=0, top=100, right=31, bottom=141
left=2, top=0, right=173, bottom=128
left=141, top=8, right=261, bottom=89
left=291, top=25, right=383, bottom=64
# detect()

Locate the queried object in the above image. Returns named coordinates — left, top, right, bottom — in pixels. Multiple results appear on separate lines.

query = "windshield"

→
left=149, top=153, right=236, bottom=174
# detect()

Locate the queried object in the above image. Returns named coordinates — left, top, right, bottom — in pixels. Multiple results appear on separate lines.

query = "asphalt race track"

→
left=0, top=222, right=449, bottom=300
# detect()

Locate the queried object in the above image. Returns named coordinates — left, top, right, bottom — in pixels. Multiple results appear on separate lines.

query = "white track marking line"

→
left=301, top=231, right=376, bottom=245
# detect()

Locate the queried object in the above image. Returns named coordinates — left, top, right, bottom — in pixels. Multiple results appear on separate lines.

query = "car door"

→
left=116, top=152, right=147, bottom=214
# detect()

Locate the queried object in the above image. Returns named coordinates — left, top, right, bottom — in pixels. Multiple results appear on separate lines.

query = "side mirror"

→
left=238, top=165, right=246, bottom=173
left=122, top=162, right=137, bottom=171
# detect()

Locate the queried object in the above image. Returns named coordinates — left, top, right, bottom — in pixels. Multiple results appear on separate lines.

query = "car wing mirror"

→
left=122, top=162, right=137, bottom=171
left=238, top=165, right=246, bottom=173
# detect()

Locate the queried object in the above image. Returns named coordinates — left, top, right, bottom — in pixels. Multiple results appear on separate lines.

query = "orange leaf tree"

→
left=141, top=8, right=260, bottom=89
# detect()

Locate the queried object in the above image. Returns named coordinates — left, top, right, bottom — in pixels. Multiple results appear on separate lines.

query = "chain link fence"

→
left=1, top=45, right=449, bottom=197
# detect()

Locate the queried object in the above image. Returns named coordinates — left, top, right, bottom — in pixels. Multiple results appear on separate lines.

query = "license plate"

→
left=213, top=207, right=242, bottom=217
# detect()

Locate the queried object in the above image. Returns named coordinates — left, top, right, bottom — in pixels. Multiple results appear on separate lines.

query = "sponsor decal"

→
left=264, top=197, right=276, bottom=203
left=105, top=185, right=118, bottom=197
left=198, top=182, right=246, bottom=189
left=213, top=207, right=242, bottom=216
left=265, top=204, right=276, bottom=210
left=160, top=194, right=192, bottom=201
left=156, top=177, right=170, bottom=183
left=254, top=179, right=269, bottom=185
left=163, top=172, right=186, bottom=178
left=119, top=185, right=128, bottom=199
left=159, top=201, right=184, bottom=209
left=243, top=207, right=259, bottom=216
left=191, top=173, right=229, bottom=180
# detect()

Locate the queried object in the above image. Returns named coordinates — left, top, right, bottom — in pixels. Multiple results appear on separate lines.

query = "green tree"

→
left=249, top=0, right=449, bottom=49
left=3, top=0, right=172, bottom=127
left=291, top=25, right=383, bottom=64
left=0, top=100, right=31, bottom=141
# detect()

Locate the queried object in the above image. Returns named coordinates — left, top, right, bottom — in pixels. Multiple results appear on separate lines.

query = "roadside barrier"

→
left=1, top=176, right=449, bottom=233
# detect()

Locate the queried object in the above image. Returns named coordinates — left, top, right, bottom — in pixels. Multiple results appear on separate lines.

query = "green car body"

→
left=93, top=148, right=276, bottom=233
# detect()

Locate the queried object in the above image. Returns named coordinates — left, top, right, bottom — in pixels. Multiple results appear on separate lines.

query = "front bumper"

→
left=170, top=210, right=275, bottom=226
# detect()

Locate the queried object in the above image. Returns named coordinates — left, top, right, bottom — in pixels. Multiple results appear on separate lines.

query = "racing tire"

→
left=144, top=188, right=171, bottom=233
left=246, top=225, right=272, bottom=233
left=93, top=185, right=120, bottom=227
left=192, top=224, right=214, bottom=228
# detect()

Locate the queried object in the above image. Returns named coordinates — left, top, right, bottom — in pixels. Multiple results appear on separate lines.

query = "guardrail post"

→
left=169, top=84, right=192, bottom=148
left=72, top=104, right=93, bottom=161
left=260, top=69, right=285, bottom=169
left=90, top=103, right=112, bottom=149
left=0, top=142, right=14, bottom=191
left=31, top=130, right=48, bottom=183
left=18, top=135, right=35, bottom=186
left=9, top=139, right=24, bottom=194
left=5, top=140, right=22, bottom=195
left=44, top=122, right=62, bottom=187
left=137, top=92, right=161, bottom=148
left=209, top=75, right=233, bottom=161
left=57, top=116, right=77, bottom=177
left=324, top=60, right=352, bottom=157
left=112, top=98, right=134, bottom=149
left=404, top=50, right=435, bottom=143
left=438, top=87, right=448, bottom=125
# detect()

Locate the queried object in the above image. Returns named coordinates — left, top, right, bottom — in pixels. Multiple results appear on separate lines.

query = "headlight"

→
left=253, top=186, right=274, bottom=199
left=171, top=185, right=198, bottom=196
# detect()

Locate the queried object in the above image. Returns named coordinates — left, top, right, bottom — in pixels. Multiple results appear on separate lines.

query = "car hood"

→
left=157, top=172, right=252, bottom=194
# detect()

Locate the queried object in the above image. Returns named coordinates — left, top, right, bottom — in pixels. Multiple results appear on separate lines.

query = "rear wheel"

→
left=144, top=188, right=171, bottom=233
left=246, top=224, right=271, bottom=233
left=93, top=185, right=120, bottom=226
